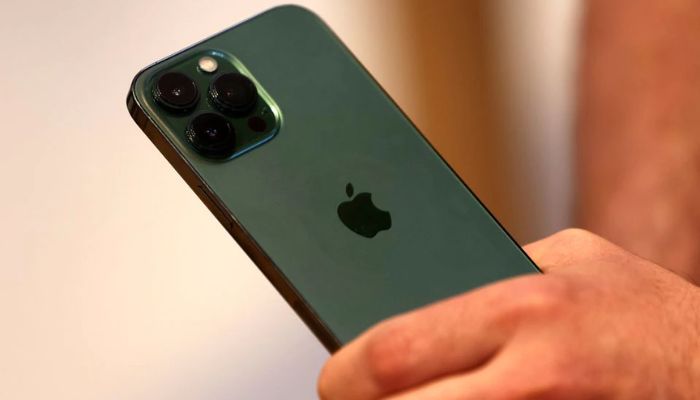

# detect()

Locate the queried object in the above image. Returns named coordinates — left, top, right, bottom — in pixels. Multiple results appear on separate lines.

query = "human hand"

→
left=318, top=229, right=700, bottom=399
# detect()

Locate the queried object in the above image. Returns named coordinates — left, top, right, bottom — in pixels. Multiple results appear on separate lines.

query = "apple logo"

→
left=337, top=183, right=392, bottom=238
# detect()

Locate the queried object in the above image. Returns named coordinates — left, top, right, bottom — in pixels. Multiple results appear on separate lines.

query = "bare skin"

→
left=578, top=0, right=700, bottom=285
left=318, top=229, right=700, bottom=399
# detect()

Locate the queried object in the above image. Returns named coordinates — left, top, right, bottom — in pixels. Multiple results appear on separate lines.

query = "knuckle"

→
left=524, top=373, right=577, bottom=398
left=557, top=228, right=596, bottom=241
left=553, top=228, right=611, bottom=253
left=558, top=229, right=640, bottom=267
left=496, top=278, right=574, bottom=322
left=518, top=357, right=602, bottom=399
left=534, top=228, right=628, bottom=269
left=363, top=320, right=417, bottom=391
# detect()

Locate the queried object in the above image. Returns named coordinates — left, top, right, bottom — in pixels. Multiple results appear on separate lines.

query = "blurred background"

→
left=0, top=1, right=581, bottom=398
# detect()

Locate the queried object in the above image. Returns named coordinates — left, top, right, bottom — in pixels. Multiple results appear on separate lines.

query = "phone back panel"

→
left=130, top=5, right=539, bottom=347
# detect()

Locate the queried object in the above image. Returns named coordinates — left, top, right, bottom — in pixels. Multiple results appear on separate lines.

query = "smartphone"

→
left=127, top=5, right=539, bottom=352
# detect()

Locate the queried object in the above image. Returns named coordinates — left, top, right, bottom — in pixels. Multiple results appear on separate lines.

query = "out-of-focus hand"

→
left=318, top=229, right=700, bottom=399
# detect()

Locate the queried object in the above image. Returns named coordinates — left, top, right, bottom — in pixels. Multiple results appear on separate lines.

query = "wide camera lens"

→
left=153, top=72, right=199, bottom=111
left=186, top=113, right=236, bottom=158
left=209, top=73, right=258, bottom=114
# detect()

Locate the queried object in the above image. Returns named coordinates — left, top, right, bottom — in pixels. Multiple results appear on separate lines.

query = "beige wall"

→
left=398, top=1, right=581, bottom=242
left=0, top=1, right=580, bottom=399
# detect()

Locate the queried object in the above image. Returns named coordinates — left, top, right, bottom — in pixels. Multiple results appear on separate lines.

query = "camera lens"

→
left=209, top=73, right=258, bottom=115
left=186, top=113, right=236, bottom=158
left=153, top=72, right=199, bottom=111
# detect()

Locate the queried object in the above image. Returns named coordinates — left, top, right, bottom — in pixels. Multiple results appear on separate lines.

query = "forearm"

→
left=577, top=0, right=700, bottom=284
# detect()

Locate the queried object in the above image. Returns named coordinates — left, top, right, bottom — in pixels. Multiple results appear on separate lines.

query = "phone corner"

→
left=126, top=74, right=153, bottom=136
left=262, top=4, right=329, bottom=27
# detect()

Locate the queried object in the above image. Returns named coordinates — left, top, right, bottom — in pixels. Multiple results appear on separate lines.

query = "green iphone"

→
left=127, top=5, right=539, bottom=352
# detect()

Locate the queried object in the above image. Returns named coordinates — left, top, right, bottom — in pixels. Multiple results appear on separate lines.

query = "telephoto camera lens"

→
left=209, top=72, right=258, bottom=115
left=186, top=113, right=236, bottom=158
left=153, top=72, right=199, bottom=111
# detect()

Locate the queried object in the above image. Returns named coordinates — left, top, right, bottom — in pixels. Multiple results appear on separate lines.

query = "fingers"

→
left=380, top=340, right=579, bottom=400
left=381, top=366, right=503, bottom=400
left=318, top=276, right=545, bottom=400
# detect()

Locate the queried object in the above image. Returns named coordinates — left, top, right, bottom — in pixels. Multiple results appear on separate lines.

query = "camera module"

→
left=186, top=113, right=236, bottom=158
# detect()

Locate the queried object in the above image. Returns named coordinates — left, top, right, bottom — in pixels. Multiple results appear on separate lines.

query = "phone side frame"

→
left=127, top=85, right=342, bottom=353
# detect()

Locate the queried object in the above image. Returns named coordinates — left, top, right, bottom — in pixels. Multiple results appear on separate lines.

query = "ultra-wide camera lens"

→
left=209, top=73, right=257, bottom=115
left=153, top=72, right=199, bottom=111
left=186, top=113, right=236, bottom=158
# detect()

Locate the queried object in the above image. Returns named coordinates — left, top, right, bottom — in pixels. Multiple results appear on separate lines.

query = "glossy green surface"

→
left=132, top=5, right=539, bottom=345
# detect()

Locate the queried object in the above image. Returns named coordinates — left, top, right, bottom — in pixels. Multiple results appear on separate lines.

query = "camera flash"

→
left=198, top=56, right=218, bottom=73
